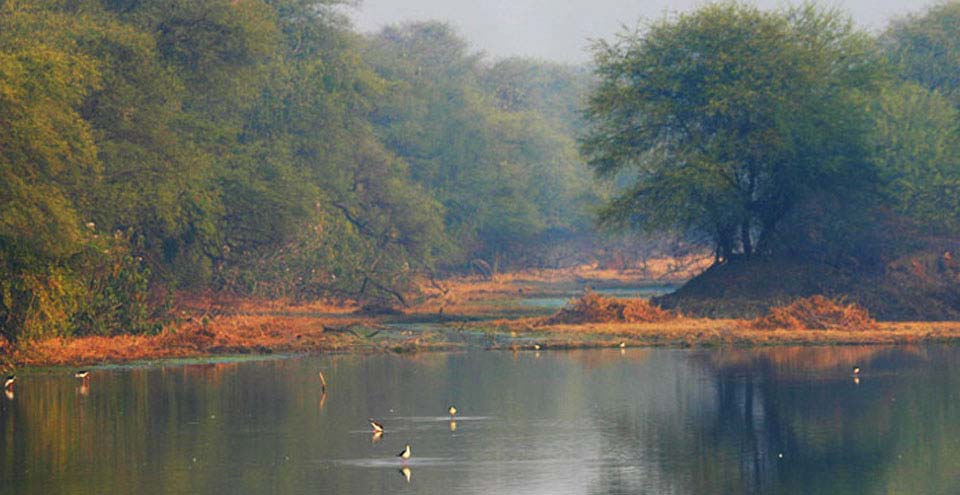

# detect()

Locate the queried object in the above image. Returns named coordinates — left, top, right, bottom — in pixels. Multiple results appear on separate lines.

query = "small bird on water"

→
left=852, top=366, right=861, bottom=375
left=369, top=418, right=385, bottom=433
left=448, top=405, right=457, bottom=417
left=397, top=444, right=411, bottom=463
left=75, top=370, right=90, bottom=379
left=3, top=375, right=15, bottom=390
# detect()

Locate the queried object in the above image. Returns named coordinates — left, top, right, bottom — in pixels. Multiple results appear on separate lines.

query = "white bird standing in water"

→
left=448, top=405, right=457, bottom=417
left=369, top=418, right=385, bottom=433
left=3, top=375, right=14, bottom=390
left=397, top=444, right=411, bottom=463
left=75, top=370, right=90, bottom=380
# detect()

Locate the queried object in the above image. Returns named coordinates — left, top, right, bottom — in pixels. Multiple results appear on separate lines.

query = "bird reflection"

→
left=449, top=420, right=457, bottom=432
left=76, top=370, right=91, bottom=394
left=318, top=391, right=327, bottom=411
left=398, top=466, right=412, bottom=483
left=3, top=389, right=12, bottom=401
left=318, top=370, right=327, bottom=393
left=372, top=431, right=383, bottom=443
left=853, top=376, right=860, bottom=385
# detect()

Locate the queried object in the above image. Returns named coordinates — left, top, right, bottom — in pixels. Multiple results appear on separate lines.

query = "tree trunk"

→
left=741, top=221, right=753, bottom=257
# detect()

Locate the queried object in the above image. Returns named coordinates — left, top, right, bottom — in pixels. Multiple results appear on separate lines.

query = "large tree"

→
left=582, top=3, right=885, bottom=262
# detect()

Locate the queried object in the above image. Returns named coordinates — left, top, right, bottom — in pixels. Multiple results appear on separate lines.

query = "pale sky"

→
left=349, top=0, right=939, bottom=63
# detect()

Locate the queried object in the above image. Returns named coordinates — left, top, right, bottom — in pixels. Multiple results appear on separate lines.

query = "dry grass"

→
left=747, top=296, right=877, bottom=331
left=11, top=313, right=373, bottom=367
left=543, top=292, right=676, bottom=325
left=409, top=259, right=707, bottom=319
left=504, top=318, right=960, bottom=348
left=176, top=292, right=359, bottom=316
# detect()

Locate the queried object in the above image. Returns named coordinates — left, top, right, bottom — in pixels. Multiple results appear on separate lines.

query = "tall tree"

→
left=582, top=3, right=884, bottom=262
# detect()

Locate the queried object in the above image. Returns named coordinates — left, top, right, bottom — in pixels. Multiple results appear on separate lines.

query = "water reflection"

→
left=0, top=347, right=958, bottom=494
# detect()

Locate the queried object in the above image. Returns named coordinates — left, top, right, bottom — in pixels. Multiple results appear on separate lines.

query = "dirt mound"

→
left=748, top=296, right=877, bottom=331
left=544, top=292, right=676, bottom=325
left=656, top=251, right=960, bottom=321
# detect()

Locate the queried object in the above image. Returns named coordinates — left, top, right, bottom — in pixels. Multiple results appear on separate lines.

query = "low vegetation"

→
left=542, top=292, right=675, bottom=325
left=747, top=296, right=877, bottom=331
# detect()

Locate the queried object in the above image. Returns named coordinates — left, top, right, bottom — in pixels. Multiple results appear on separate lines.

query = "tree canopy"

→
left=583, top=3, right=890, bottom=262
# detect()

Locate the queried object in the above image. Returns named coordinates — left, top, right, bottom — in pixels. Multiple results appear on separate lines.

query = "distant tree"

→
left=883, top=1, right=960, bottom=106
left=366, top=22, right=600, bottom=271
left=872, top=82, right=960, bottom=234
left=582, top=3, right=885, bottom=262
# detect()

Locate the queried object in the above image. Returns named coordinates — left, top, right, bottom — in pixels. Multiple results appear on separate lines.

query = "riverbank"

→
left=4, top=263, right=960, bottom=369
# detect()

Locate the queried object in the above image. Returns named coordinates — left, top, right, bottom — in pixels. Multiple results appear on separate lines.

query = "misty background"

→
left=351, top=0, right=939, bottom=63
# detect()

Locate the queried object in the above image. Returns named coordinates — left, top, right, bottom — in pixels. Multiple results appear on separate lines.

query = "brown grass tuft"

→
left=544, top=292, right=676, bottom=325
left=748, top=295, right=877, bottom=331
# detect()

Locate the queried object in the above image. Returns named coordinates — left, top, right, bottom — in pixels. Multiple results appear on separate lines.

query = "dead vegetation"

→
left=747, top=295, right=877, bottom=331
left=543, top=292, right=677, bottom=325
left=10, top=313, right=372, bottom=367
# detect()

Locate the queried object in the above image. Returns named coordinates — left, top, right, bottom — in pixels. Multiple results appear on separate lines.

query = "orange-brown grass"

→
left=501, top=318, right=960, bottom=348
left=176, top=291, right=359, bottom=316
left=410, top=256, right=710, bottom=316
left=748, top=296, right=877, bottom=331
left=11, top=313, right=372, bottom=368
left=543, top=292, right=676, bottom=325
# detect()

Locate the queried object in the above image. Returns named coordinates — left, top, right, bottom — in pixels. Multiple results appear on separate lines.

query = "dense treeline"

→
left=6, top=0, right=960, bottom=340
left=585, top=2, right=960, bottom=269
left=0, top=0, right=598, bottom=341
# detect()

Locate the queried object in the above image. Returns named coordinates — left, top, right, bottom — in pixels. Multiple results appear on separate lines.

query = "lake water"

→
left=2, top=346, right=958, bottom=494
left=518, top=285, right=678, bottom=309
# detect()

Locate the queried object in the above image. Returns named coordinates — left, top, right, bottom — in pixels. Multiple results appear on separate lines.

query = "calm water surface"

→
left=2, top=346, right=959, bottom=494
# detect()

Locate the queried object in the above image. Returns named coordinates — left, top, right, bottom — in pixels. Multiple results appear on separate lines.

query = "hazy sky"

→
left=349, top=0, right=938, bottom=64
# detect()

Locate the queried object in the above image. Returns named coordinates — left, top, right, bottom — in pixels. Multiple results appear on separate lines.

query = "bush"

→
left=749, top=295, right=877, bottom=331
left=69, top=231, right=162, bottom=336
left=544, top=291, right=675, bottom=324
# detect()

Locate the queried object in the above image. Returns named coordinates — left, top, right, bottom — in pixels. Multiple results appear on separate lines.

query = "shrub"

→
left=544, top=291, right=675, bottom=324
left=749, top=295, right=877, bottom=330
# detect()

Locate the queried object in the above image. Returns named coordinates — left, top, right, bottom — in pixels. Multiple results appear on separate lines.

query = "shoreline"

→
left=5, top=266, right=960, bottom=370
left=6, top=315, right=960, bottom=370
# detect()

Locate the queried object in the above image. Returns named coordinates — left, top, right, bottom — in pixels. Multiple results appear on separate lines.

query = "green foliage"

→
left=883, top=2, right=960, bottom=105
left=366, top=22, right=600, bottom=270
left=583, top=3, right=886, bottom=262
left=871, top=82, right=960, bottom=233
